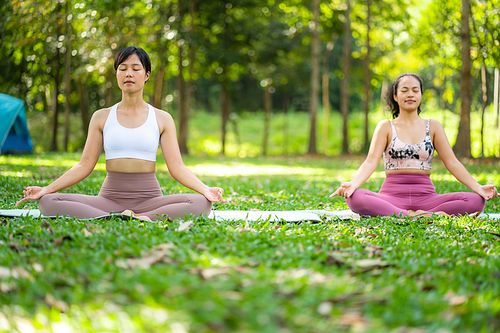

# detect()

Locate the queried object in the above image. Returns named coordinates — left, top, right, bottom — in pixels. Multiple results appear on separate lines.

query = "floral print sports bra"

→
left=383, top=119, right=434, bottom=171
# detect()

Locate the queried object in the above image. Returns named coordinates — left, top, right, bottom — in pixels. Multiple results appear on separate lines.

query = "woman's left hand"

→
left=476, top=185, right=498, bottom=201
left=203, top=187, right=226, bottom=203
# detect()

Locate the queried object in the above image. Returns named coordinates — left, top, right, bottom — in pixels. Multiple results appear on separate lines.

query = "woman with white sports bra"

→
left=330, top=73, right=498, bottom=217
left=16, top=46, right=224, bottom=221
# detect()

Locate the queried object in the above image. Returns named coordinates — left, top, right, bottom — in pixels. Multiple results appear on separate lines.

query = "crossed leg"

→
left=39, top=193, right=212, bottom=220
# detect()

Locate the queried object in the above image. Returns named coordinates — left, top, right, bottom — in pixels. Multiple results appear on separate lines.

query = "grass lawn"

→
left=1, top=153, right=500, bottom=332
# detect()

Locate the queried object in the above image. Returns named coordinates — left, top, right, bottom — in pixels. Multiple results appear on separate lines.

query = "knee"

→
left=346, top=190, right=368, bottom=212
left=467, top=193, right=486, bottom=212
left=189, top=194, right=212, bottom=217
left=38, top=193, right=58, bottom=215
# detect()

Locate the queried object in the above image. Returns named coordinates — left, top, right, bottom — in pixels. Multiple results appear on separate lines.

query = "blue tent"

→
left=0, top=93, right=33, bottom=154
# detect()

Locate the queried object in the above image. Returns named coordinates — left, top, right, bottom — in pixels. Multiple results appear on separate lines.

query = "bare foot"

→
left=468, top=211, right=481, bottom=218
left=408, top=210, right=449, bottom=218
left=121, top=210, right=152, bottom=221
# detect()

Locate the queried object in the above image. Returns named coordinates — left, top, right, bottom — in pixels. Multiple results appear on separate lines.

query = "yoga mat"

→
left=0, top=209, right=357, bottom=222
left=208, top=209, right=359, bottom=222
left=1, top=209, right=498, bottom=221
left=0, top=209, right=144, bottom=220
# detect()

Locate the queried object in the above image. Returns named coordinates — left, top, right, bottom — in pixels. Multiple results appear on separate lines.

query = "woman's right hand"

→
left=15, top=186, right=48, bottom=206
left=329, top=182, right=356, bottom=199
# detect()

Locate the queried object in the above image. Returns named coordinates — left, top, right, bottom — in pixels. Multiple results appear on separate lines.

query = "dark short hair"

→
left=385, top=73, right=424, bottom=119
left=114, top=46, right=151, bottom=75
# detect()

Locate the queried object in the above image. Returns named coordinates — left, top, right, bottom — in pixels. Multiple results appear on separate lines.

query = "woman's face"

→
left=116, top=53, right=150, bottom=93
left=393, top=76, right=422, bottom=113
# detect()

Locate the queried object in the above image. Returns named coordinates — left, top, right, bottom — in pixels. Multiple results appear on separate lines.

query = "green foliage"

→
left=1, top=154, right=500, bottom=331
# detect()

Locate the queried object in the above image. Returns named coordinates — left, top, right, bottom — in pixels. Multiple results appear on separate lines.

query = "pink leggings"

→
left=39, top=171, right=212, bottom=220
left=346, top=173, right=485, bottom=217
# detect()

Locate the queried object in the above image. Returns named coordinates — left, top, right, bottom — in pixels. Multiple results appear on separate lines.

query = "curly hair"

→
left=385, top=73, right=423, bottom=119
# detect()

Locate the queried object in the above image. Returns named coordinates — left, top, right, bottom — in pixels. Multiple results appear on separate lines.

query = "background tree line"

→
left=0, top=0, right=499, bottom=158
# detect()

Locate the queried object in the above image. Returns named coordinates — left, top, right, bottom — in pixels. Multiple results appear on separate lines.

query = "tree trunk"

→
left=77, top=80, right=90, bottom=136
left=494, top=68, right=500, bottom=157
left=283, top=88, right=289, bottom=155
left=51, top=53, right=61, bottom=151
left=63, top=0, right=72, bottom=152
left=177, top=2, right=189, bottom=155
left=307, top=0, right=320, bottom=155
left=341, top=0, right=351, bottom=154
left=322, top=47, right=331, bottom=155
left=494, top=68, right=499, bottom=129
left=263, top=87, right=272, bottom=156
left=453, top=0, right=472, bottom=158
left=154, top=56, right=166, bottom=109
left=480, top=63, right=487, bottom=157
left=362, top=0, right=371, bottom=153
left=220, top=80, right=230, bottom=155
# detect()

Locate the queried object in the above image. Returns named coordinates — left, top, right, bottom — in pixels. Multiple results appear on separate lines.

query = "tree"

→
left=453, top=0, right=472, bottom=158
left=340, top=0, right=351, bottom=154
left=308, top=0, right=320, bottom=155
left=362, top=0, right=371, bottom=153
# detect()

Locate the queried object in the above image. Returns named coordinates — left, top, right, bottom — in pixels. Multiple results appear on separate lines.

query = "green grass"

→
left=1, top=153, right=500, bottom=332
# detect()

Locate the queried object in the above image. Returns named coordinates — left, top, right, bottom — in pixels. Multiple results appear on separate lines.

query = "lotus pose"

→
left=330, top=73, right=497, bottom=217
left=17, top=46, right=224, bottom=221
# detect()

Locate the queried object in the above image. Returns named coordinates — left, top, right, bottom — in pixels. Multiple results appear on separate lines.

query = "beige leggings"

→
left=39, top=171, right=212, bottom=220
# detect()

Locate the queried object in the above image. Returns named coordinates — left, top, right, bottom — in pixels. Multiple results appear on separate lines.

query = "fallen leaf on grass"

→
left=193, top=244, right=210, bottom=250
left=324, top=292, right=363, bottom=303
left=489, top=232, right=500, bottom=240
left=0, top=282, right=16, bottom=293
left=54, top=235, right=72, bottom=247
left=220, top=290, right=243, bottom=301
left=45, top=294, right=69, bottom=312
left=317, top=301, right=333, bottom=315
left=339, top=311, right=367, bottom=328
left=117, top=252, right=167, bottom=269
left=190, top=267, right=230, bottom=279
left=445, top=292, right=467, bottom=306
left=32, top=263, right=43, bottom=272
left=249, top=196, right=263, bottom=203
left=9, top=243, right=21, bottom=252
left=12, top=267, right=33, bottom=281
left=42, top=220, right=53, bottom=235
left=154, top=243, right=176, bottom=250
left=323, top=253, right=346, bottom=267
left=0, top=266, right=11, bottom=278
left=354, top=258, right=389, bottom=269
left=176, top=221, right=193, bottom=232
left=392, top=327, right=427, bottom=333
left=82, top=228, right=92, bottom=237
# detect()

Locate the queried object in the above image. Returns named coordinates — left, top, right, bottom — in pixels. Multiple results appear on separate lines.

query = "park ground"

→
left=1, top=154, right=500, bottom=332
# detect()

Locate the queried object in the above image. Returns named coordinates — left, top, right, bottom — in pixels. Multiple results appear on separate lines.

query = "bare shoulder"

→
left=154, top=108, right=175, bottom=134
left=375, top=119, right=392, bottom=133
left=89, top=107, right=112, bottom=128
left=154, top=107, right=174, bottom=124
left=428, top=118, right=444, bottom=134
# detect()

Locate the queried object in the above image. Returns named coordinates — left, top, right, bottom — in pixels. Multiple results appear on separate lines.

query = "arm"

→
left=16, top=110, right=105, bottom=205
left=158, top=111, right=224, bottom=202
left=330, top=120, right=390, bottom=198
left=432, top=119, right=497, bottom=200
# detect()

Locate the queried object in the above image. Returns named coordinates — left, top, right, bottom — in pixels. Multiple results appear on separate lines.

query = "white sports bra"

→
left=103, top=103, right=160, bottom=161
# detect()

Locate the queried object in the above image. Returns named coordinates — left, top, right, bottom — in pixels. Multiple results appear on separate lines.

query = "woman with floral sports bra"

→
left=330, top=73, right=498, bottom=217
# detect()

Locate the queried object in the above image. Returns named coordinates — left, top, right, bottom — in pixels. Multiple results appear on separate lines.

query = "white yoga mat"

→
left=208, top=209, right=358, bottom=222
left=0, top=209, right=357, bottom=221
left=1, top=209, right=498, bottom=221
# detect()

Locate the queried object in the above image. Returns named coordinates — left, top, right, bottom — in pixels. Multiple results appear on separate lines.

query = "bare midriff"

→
left=386, top=168, right=431, bottom=175
left=106, top=158, right=156, bottom=173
